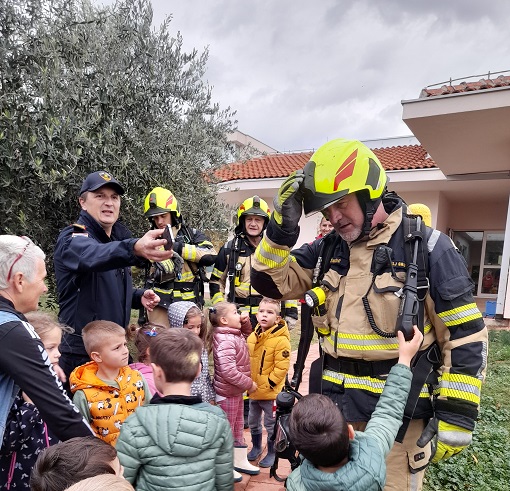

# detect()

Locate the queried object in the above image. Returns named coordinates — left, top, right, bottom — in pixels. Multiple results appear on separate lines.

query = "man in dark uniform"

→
left=54, top=171, right=172, bottom=385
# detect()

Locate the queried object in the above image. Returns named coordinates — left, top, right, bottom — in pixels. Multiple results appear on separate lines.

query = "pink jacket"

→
left=213, top=319, right=252, bottom=397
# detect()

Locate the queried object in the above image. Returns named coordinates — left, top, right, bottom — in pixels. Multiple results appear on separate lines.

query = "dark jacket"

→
left=0, top=298, right=91, bottom=447
left=54, top=211, right=145, bottom=355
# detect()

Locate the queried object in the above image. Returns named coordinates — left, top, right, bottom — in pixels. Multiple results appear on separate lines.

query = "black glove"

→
left=273, top=170, right=305, bottom=233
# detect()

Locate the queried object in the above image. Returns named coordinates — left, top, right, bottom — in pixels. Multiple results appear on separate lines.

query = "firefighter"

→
left=251, top=139, right=487, bottom=491
left=209, top=196, right=298, bottom=329
left=142, top=187, right=217, bottom=327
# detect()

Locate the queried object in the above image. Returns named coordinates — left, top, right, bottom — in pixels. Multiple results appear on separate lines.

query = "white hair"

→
left=0, top=235, right=45, bottom=289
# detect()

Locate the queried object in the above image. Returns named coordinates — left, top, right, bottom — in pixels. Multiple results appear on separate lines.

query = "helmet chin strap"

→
left=355, top=192, right=382, bottom=242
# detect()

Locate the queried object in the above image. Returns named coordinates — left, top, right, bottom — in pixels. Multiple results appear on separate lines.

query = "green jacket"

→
left=286, top=364, right=412, bottom=491
left=116, top=395, right=233, bottom=491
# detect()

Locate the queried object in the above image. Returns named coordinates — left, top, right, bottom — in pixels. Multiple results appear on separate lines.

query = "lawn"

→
left=423, top=330, right=510, bottom=491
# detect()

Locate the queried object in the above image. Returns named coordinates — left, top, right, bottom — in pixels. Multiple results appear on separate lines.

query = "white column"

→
left=497, top=193, right=510, bottom=318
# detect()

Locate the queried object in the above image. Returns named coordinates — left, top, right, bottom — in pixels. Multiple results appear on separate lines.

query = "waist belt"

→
left=324, top=354, right=398, bottom=378
left=235, top=296, right=263, bottom=307
left=174, top=281, right=196, bottom=290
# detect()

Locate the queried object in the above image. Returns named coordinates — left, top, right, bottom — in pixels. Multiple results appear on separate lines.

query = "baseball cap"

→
left=79, top=171, right=125, bottom=195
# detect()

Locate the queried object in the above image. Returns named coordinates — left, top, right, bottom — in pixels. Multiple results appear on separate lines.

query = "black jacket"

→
left=54, top=211, right=145, bottom=356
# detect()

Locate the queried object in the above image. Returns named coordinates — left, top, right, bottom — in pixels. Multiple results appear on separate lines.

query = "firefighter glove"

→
left=273, top=170, right=305, bottom=232
left=417, top=418, right=472, bottom=463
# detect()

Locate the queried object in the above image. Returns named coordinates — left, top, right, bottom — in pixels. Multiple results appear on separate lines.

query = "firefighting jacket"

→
left=247, top=319, right=291, bottom=400
left=252, top=196, right=487, bottom=431
left=147, top=225, right=216, bottom=307
left=70, top=362, right=148, bottom=445
left=210, top=234, right=298, bottom=318
left=54, top=211, right=146, bottom=356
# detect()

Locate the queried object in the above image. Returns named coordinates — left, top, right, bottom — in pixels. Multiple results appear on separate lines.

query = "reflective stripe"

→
left=177, top=271, right=195, bottom=282
left=439, top=372, right=482, bottom=404
left=237, top=281, right=251, bottom=293
left=255, top=239, right=289, bottom=268
left=212, top=267, right=224, bottom=278
left=182, top=244, right=197, bottom=262
left=154, top=287, right=173, bottom=295
left=239, top=305, right=259, bottom=315
left=322, top=322, right=432, bottom=351
left=284, top=300, right=298, bottom=308
left=323, top=369, right=430, bottom=397
left=173, top=290, right=195, bottom=300
left=211, top=292, right=224, bottom=304
left=438, top=303, right=482, bottom=326
left=197, top=241, right=213, bottom=248
left=427, top=229, right=441, bottom=253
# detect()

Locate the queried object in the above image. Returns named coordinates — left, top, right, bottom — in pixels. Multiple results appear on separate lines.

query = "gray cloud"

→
left=96, top=0, right=510, bottom=152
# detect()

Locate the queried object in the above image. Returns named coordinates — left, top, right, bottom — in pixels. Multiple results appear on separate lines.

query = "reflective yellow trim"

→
left=173, top=290, right=195, bottom=300
left=322, top=323, right=432, bottom=351
left=154, top=287, right=173, bottom=295
left=323, top=369, right=430, bottom=397
left=237, top=282, right=251, bottom=293
left=284, top=300, right=298, bottom=308
left=176, top=272, right=195, bottom=282
left=438, top=303, right=482, bottom=326
left=212, top=267, right=224, bottom=278
left=211, top=292, right=224, bottom=304
left=439, top=372, right=482, bottom=404
left=182, top=244, right=197, bottom=262
left=255, top=239, right=289, bottom=269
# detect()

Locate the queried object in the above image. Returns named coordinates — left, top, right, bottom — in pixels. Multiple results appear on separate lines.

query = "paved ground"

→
left=234, top=342, right=320, bottom=490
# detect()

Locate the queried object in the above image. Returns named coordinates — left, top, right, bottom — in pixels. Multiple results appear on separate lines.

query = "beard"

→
left=338, top=226, right=362, bottom=243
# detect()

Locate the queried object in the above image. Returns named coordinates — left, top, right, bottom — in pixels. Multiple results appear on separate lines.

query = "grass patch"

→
left=423, top=330, right=510, bottom=490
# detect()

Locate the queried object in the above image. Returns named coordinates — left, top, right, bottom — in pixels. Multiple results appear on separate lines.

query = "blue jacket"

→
left=286, top=364, right=412, bottom=491
left=0, top=299, right=91, bottom=447
left=54, top=211, right=145, bottom=355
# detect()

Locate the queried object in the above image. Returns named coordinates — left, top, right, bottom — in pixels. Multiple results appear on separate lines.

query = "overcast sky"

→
left=101, top=1, right=510, bottom=152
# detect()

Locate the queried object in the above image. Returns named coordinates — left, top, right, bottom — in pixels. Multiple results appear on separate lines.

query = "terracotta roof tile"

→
left=215, top=145, right=436, bottom=182
left=420, top=75, right=510, bottom=98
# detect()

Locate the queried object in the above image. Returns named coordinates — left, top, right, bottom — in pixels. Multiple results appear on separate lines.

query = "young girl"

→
left=210, top=301, right=259, bottom=477
left=167, top=301, right=215, bottom=405
left=128, top=322, right=166, bottom=396
left=0, top=311, right=70, bottom=490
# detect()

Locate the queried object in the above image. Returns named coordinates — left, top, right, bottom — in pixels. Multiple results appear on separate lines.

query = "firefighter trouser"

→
left=351, top=418, right=431, bottom=491
left=147, top=306, right=170, bottom=328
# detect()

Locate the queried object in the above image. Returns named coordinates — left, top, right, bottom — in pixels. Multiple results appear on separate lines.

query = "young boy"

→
left=246, top=297, right=291, bottom=468
left=285, top=327, right=424, bottom=491
left=116, top=329, right=234, bottom=491
left=69, top=321, right=151, bottom=445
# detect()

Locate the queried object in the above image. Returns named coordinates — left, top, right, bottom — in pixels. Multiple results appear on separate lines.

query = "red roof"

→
left=215, top=145, right=436, bottom=182
left=420, top=75, right=510, bottom=98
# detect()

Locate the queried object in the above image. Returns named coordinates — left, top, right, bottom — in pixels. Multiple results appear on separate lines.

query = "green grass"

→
left=423, top=330, right=510, bottom=490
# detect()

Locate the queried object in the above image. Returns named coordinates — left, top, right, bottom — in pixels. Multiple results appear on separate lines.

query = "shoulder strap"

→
left=227, top=235, right=242, bottom=303
left=312, top=232, right=338, bottom=287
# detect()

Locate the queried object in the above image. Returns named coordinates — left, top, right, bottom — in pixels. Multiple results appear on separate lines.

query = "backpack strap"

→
left=227, top=236, right=242, bottom=303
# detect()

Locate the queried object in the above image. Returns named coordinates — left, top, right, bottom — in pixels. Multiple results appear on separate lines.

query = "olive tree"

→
left=0, top=0, right=236, bottom=298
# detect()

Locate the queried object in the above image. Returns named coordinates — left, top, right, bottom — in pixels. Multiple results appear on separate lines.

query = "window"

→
left=451, top=231, right=503, bottom=297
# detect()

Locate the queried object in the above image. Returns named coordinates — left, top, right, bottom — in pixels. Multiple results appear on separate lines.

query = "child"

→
left=285, top=327, right=424, bottom=491
left=116, top=329, right=233, bottom=490
left=246, top=297, right=291, bottom=468
left=65, top=474, right=134, bottom=491
left=210, top=301, right=259, bottom=478
left=30, top=436, right=122, bottom=491
left=128, top=322, right=166, bottom=396
left=167, top=301, right=215, bottom=404
left=0, top=311, right=70, bottom=490
left=69, top=321, right=151, bottom=445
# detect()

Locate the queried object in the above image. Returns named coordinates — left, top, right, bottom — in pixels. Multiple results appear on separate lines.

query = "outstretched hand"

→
left=397, top=326, right=423, bottom=367
left=134, top=229, right=174, bottom=262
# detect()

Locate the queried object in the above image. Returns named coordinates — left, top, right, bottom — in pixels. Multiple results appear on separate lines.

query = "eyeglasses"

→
left=7, top=237, right=32, bottom=282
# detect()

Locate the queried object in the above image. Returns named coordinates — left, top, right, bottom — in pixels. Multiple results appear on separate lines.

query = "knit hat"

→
left=167, top=301, right=198, bottom=329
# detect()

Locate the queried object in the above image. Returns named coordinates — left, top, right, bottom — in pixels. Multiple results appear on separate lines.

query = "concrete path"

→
left=234, top=343, right=320, bottom=490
